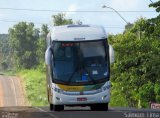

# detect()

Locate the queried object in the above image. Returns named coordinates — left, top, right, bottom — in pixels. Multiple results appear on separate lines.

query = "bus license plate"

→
left=77, top=97, right=87, bottom=101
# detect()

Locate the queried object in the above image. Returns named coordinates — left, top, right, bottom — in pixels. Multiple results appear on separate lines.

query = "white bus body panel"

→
left=50, top=25, right=107, bottom=41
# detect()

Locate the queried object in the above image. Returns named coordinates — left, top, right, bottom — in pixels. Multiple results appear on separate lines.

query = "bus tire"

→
left=90, top=103, right=108, bottom=111
left=50, top=104, right=54, bottom=111
left=54, top=105, right=64, bottom=111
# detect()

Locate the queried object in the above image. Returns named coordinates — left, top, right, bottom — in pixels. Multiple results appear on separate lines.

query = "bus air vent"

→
left=67, top=25, right=90, bottom=28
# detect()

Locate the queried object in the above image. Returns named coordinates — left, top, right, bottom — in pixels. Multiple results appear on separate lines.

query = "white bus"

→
left=45, top=25, right=115, bottom=111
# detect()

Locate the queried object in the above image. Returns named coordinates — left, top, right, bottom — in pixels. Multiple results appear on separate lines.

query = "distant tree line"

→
left=0, top=34, right=10, bottom=70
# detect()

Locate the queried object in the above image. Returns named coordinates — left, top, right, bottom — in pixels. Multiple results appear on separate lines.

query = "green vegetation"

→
left=9, top=22, right=40, bottom=69
left=52, top=13, right=74, bottom=26
left=109, top=2, right=160, bottom=108
left=109, top=29, right=160, bottom=108
left=18, top=69, right=48, bottom=106
left=2, top=70, right=17, bottom=76
left=0, top=34, right=10, bottom=71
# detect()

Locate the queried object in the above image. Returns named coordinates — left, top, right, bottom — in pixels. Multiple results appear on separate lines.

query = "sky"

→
left=0, top=0, right=159, bottom=34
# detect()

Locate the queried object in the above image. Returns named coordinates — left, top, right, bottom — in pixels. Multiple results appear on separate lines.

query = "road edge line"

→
left=34, top=107, right=47, bottom=112
left=34, top=107, right=59, bottom=118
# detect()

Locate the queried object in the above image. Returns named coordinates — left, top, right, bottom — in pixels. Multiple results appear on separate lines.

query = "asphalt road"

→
left=0, top=106, right=160, bottom=118
left=0, top=75, right=159, bottom=118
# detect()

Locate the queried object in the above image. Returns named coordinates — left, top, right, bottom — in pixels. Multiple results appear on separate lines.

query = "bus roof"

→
left=50, top=25, right=107, bottom=41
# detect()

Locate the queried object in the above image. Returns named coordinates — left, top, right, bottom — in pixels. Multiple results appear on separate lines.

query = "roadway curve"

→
left=0, top=75, right=26, bottom=107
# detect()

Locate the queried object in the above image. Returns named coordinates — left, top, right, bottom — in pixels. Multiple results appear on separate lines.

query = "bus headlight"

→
left=53, top=84, right=111, bottom=95
left=54, top=87, right=63, bottom=93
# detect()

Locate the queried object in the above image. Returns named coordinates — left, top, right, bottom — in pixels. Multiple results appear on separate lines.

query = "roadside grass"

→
left=18, top=69, right=48, bottom=106
left=109, top=82, right=128, bottom=107
left=0, top=69, right=17, bottom=76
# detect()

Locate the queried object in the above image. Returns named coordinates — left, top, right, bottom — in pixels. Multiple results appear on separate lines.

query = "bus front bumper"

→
left=51, top=89, right=110, bottom=105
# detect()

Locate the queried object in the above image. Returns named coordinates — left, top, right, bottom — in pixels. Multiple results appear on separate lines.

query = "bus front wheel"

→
left=50, top=104, right=54, bottom=110
left=50, top=104, right=64, bottom=111
left=90, top=103, right=108, bottom=111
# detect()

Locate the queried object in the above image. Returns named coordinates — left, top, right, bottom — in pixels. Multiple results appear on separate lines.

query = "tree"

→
left=41, top=24, right=49, bottom=39
left=124, top=23, right=134, bottom=33
left=0, top=34, right=9, bottom=57
left=36, top=24, right=49, bottom=70
left=0, top=34, right=11, bottom=69
left=109, top=16, right=160, bottom=108
left=9, top=22, right=40, bottom=69
left=149, top=0, right=160, bottom=12
left=148, top=1, right=160, bottom=39
left=1, top=61, right=8, bottom=70
left=52, top=13, right=73, bottom=26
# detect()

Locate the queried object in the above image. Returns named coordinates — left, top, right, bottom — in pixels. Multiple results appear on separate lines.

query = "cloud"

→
left=66, top=4, right=77, bottom=17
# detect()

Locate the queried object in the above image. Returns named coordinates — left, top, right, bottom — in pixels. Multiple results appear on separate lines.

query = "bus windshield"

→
left=51, top=40, right=109, bottom=85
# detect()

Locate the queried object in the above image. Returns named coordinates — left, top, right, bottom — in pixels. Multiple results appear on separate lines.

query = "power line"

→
left=0, top=19, right=45, bottom=25
left=0, top=19, right=124, bottom=29
left=104, top=26, right=124, bottom=29
left=0, top=7, right=155, bottom=13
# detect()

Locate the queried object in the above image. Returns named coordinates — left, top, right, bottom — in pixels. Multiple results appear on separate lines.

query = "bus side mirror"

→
left=109, top=45, right=115, bottom=64
left=45, top=47, right=51, bottom=65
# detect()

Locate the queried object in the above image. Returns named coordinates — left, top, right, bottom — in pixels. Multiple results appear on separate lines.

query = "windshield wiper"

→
left=67, top=43, right=81, bottom=84
left=67, top=65, right=79, bottom=84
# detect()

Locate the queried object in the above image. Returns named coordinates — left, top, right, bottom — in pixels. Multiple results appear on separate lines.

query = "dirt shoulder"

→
left=0, top=78, right=4, bottom=107
left=0, top=75, right=28, bottom=106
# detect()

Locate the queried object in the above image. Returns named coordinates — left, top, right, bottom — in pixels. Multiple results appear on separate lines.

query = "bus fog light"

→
left=56, top=97, right=61, bottom=101
left=54, top=87, right=63, bottom=93
left=102, top=95, right=107, bottom=100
